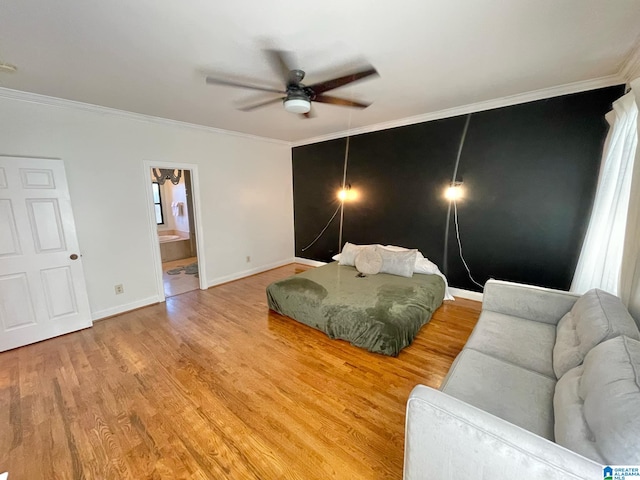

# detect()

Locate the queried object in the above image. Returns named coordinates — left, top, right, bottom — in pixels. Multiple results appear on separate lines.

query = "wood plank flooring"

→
left=0, top=263, right=481, bottom=480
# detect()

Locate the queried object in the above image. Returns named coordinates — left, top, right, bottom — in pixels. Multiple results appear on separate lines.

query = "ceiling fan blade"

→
left=313, top=94, right=371, bottom=109
left=307, top=66, right=378, bottom=95
left=265, top=49, right=298, bottom=85
left=238, top=97, right=284, bottom=111
left=300, top=109, right=316, bottom=119
left=206, top=76, right=285, bottom=94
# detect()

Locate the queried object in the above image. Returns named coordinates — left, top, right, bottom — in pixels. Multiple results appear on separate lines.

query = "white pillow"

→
left=334, top=243, right=454, bottom=300
left=386, top=246, right=455, bottom=300
left=337, top=242, right=375, bottom=266
left=380, top=244, right=412, bottom=252
left=414, top=256, right=439, bottom=275
left=382, top=245, right=430, bottom=266
left=378, top=248, right=417, bottom=278
left=335, top=244, right=423, bottom=262
left=355, top=247, right=383, bottom=275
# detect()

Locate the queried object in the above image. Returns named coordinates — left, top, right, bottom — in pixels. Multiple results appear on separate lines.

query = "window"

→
left=152, top=182, right=164, bottom=225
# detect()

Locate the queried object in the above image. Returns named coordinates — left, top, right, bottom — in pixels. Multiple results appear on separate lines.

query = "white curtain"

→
left=620, top=78, right=640, bottom=323
left=571, top=87, right=638, bottom=295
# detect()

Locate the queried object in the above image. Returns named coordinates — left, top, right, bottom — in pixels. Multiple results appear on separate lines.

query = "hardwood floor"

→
left=0, top=264, right=481, bottom=480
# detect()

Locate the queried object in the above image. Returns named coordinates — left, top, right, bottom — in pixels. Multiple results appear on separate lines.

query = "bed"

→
left=267, top=262, right=445, bottom=356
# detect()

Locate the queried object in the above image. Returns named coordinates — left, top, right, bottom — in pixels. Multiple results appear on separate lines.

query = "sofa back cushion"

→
left=554, top=336, right=640, bottom=464
left=553, top=289, right=639, bottom=378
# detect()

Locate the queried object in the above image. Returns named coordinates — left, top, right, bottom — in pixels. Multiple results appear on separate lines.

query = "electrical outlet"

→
left=114, top=284, right=124, bottom=295
left=246, top=256, right=251, bottom=263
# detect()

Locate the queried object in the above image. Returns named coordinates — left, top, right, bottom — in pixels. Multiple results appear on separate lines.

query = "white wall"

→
left=0, top=96, right=294, bottom=320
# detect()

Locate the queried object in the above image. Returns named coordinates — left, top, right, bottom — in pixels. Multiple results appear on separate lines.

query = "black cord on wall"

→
left=443, top=113, right=483, bottom=289
left=443, top=114, right=471, bottom=275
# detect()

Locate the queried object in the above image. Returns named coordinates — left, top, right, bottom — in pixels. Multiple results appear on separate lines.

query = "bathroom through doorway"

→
left=148, top=166, right=203, bottom=298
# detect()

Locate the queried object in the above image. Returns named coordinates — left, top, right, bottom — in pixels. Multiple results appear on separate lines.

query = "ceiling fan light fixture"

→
left=283, top=98, right=311, bottom=114
left=205, top=50, right=378, bottom=117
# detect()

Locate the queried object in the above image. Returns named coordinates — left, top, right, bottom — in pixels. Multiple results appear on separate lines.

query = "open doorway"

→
left=149, top=166, right=202, bottom=298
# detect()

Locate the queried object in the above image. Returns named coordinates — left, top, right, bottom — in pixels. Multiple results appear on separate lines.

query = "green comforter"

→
left=266, top=262, right=445, bottom=356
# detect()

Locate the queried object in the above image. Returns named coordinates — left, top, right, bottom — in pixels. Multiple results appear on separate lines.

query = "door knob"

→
left=70, top=254, right=79, bottom=260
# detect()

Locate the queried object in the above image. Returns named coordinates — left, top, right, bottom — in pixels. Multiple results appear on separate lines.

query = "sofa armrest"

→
left=404, top=385, right=601, bottom=480
left=482, top=279, right=580, bottom=325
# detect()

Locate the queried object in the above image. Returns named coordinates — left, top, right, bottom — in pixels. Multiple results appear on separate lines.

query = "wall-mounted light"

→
left=338, top=183, right=358, bottom=202
left=444, top=181, right=464, bottom=201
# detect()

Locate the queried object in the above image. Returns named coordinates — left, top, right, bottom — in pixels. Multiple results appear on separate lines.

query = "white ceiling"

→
left=1, top=0, right=639, bottom=143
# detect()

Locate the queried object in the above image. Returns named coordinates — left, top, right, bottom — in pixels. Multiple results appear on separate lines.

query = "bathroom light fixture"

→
left=444, top=181, right=464, bottom=201
left=152, top=168, right=182, bottom=185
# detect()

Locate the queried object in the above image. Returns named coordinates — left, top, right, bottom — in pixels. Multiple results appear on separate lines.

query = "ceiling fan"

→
left=205, top=50, right=378, bottom=118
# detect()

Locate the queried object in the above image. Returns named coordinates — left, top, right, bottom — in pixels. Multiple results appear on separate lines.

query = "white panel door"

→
left=0, top=157, right=92, bottom=351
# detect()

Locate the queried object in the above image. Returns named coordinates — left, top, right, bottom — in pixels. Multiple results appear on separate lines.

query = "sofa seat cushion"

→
left=554, top=336, right=640, bottom=464
left=464, top=310, right=556, bottom=378
left=441, top=349, right=556, bottom=440
left=553, top=289, right=640, bottom=379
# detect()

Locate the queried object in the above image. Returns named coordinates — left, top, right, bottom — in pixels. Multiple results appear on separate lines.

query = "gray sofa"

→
left=404, top=279, right=640, bottom=480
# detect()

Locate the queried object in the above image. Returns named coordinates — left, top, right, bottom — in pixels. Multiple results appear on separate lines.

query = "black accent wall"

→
left=292, top=85, right=624, bottom=291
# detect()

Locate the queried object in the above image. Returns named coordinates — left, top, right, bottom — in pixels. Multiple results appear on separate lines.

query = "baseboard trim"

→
left=91, top=295, right=161, bottom=322
left=449, top=287, right=484, bottom=302
left=294, top=257, right=327, bottom=267
left=207, top=258, right=295, bottom=288
left=87, top=262, right=480, bottom=321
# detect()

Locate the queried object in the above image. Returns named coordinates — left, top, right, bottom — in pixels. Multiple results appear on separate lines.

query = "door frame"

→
left=142, top=160, right=207, bottom=302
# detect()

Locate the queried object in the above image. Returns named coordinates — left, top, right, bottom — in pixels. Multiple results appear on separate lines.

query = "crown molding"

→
left=291, top=74, right=625, bottom=147
left=0, top=70, right=628, bottom=149
left=619, top=36, right=640, bottom=82
left=0, top=87, right=291, bottom=146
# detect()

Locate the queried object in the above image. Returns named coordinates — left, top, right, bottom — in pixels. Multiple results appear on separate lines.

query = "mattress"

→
left=267, top=262, right=445, bottom=356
